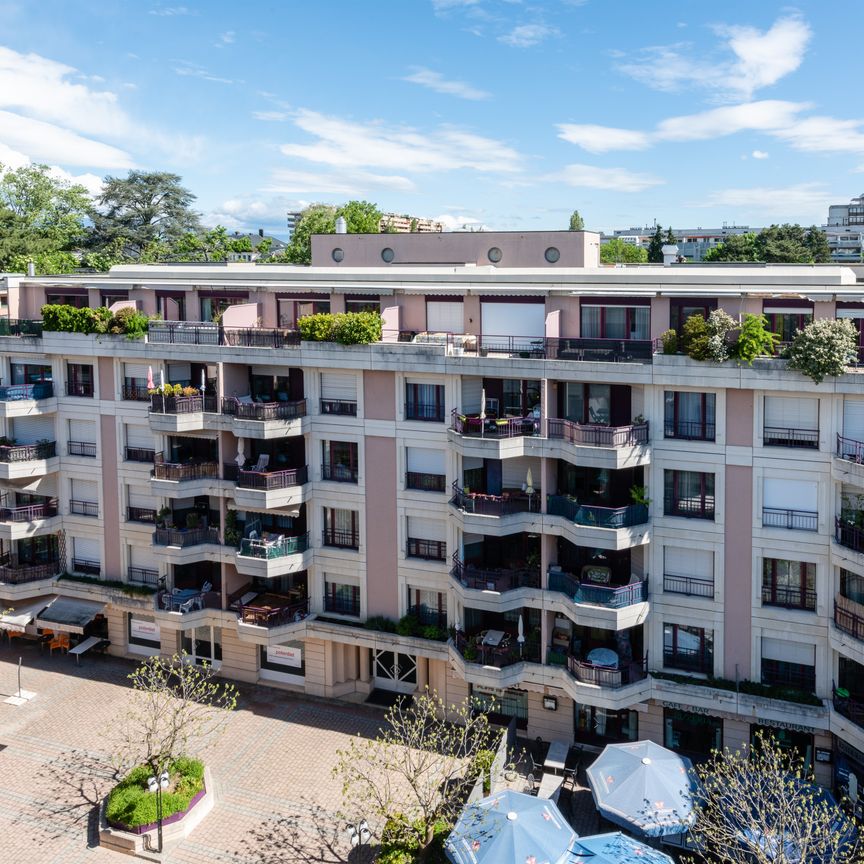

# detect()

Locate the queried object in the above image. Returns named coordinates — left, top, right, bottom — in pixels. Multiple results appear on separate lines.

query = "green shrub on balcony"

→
left=785, top=317, right=858, bottom=384
left=41, top=303, right=153, bottom=339
left=298, top=311, right=383, bottom=344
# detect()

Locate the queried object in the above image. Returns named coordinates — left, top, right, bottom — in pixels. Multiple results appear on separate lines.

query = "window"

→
left=278, top=298, right=330, bottom=328
left=502, top=379, right=540, bottom=417
left=127, top=613, right=160, bottom=650
left=581, top=305, right=649, bottom=340
left=841, top=569, right=864, bottom=605
left=472, top=686, right=528, bottom=728
left=664, top=470, right=715, bottom=519
left=670, top=299, right=716, bottom=333
left=181, top=625, right=222, bottom=666
left=664, top=708, right=722, bottom=759
left=321, top=441, right=358, bottom=483
left=101, top=291, right=128, bottom=307
left=761, top=637, right=815, bottom=693
left=259, top=641, right=305, bottom=676
left=323, top=507, right=358, bottom=548
left=324, top=580, right=360, bottom=615
left=664, top=392, right=716, bottom=440
left=200, top=294, right=246, bottom=322
left=46, top=291, right=87, bottom=307
left=762, top=478, right=818, bottom=531
left=10, top=363, right=51, bottom=385
left=663, top=547, right=714, bottom=597
left=664, top=623, right=713, bottom=673
left=575, top=705, right=638, bottom=746
left=564, top=383, right=610, bottom=425
left=762, top=559, right=816, bottom=610
left=405, top=382, right=444, bottom=422
left=764, top=310, right=813, bottom=343
left=407, top=588, right=446, bottom=626
left=763, top=396, right=818, bottom=448
left=156, top=292, right=185, bottom=321
left=345, top=297, right=379, bottom=314
left=66, top=363, right=94, bottom=397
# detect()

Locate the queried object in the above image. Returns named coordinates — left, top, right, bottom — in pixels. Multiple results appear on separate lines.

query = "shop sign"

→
left=130, top=619, right=160, bottom=641
left=268, top=644, right=302, bottom=668
left=755, top=716, right=818, bottom=734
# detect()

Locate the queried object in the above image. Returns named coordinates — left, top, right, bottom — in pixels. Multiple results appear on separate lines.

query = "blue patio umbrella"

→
left=445, top=789, right=577, bottom=864
left=569, top=832, right=675, bottom=864
left=586, top=740, right=697, bottom=837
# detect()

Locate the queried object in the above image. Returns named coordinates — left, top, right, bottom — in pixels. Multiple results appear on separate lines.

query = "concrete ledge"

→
left=99, top=765, right=214, bottom=859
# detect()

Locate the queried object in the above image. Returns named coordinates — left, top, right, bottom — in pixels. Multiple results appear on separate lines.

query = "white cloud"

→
left=173, top=61, right=236, bottom=85
left=498, top=23, right=559, bottom=48
left=266, top=168, right=416, bottom=196
left=47, top=166, right=104, bottom=196
left=654, top=100, right=805, bottom=142
left=252, top=110, right=290, bottom=121
left=557, top=124, right=652, bottom=153
left=699, top=182, right=828, bottom=221
left=617, top=14, right=811, bottom=100
left=149, top=5, right=193, bottom=15
left=207, top=195, right=309, bottom=231
left=434, top=213, right=490, bottom=231
left=402, top=67, right=490, bottom=101
left=553, top=163, right=664, bottom=192
left=432, top=0, right=482, bottom=12
left=220, top=31, right=235, bottom=44
left=751, top=149, right=769, bottom=159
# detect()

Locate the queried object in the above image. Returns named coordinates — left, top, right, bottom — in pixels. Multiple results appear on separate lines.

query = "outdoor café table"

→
left=482, top=630, right=505, bottom=647
left=537, top=773, right=564, bottom=802
left=544, top=740, right=569, bottom=774
left=68, top=635, right=105, bottom=665
left=586, top=647, right=619, bottom=668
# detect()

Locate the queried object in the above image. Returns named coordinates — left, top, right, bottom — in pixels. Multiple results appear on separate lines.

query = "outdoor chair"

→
left=524, top=773, right=536, bottom=795
left=49, top=633, right=69, bottom=654
left=562, top=766, right=579, bottom=790
left=201, top=581, right=213, bottom=594
left=529, top=754, right=544, bottom=774
left=250, top=454, right=269, bottom=473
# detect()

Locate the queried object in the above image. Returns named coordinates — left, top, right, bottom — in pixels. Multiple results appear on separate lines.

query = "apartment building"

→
left=602, top=225, right=759, bottom=262
left=826, top=193, right=864, bottom=263
left=1, top=230, right=864, bottom=805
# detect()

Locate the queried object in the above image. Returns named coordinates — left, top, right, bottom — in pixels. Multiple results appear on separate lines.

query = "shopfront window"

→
left=181, top=625, right=222, bottom=665
left=575, top=704, right=638, bottom=746
left=259, top=641, right=305, bottom=677
left=664, top=708, right=722, bottom=759
left=472, top=686, right=528, bottom=728
left=751, top=725, right=813, bottom=775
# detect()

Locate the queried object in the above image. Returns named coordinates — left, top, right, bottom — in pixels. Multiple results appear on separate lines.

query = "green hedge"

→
left=41, top=303, right=152, bottom=340
left=651, top=671, right=823, bottom=707
left=58, top=572, right=155, bottom=597
left=298, top=311, right=382, bottom=344
left=106, top=758, right=204, bottom=829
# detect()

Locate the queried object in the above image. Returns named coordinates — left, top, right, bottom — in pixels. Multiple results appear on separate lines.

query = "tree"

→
left=283, top=200, right=383, bottom=265
left=337, top=199, right=382, bottom=234
left=704, top=233, right=758, bottom=262
left=89, top=170, right=200, bottom=259
left=665, top=226, right=676, bottom=245
left=568, top=209, right=585, bottom=231
left=600, top=238, right=648, bottom=263
left=804, top=225, right=831, bottom=263
left=333, top=689, right=498, bottom=854
left=686, top=732, right=859, bottom=864
left=111, top=652, right=237, bottom=779
left=785, top=317, right=858, bottom=384
left=705, top=225, right=832, bottom=263
left=646, top=225, right=664, bottom=262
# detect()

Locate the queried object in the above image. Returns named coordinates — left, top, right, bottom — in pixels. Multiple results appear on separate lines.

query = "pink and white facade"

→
left=1, top=230, right=864, bottom=802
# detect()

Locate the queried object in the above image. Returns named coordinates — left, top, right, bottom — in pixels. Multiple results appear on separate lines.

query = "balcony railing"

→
left=128, top=566, right=159, bottom=586
left=0, top=441, right=56, bottom=462
left=406, top=538, right=446, bottom=561
left=452, top=632, right=541, bottom=668
left=548, top=569, right=647, bottom=607
left=69, top=499, right=98, bottom=517
left=451, top=411, right=536, bottom=438
left=405, top=402, right=445, bottom=422
left=547, top=495, right=648, bottom=528
left=323, top=594, right=360, bottom=616
left=68, top=440, right=96, bottom=458
left=147, top=321, right=300, bottom=348
left=762, top=507, right=818, bottom=532
left=321, top=462, right=358, bottom=483
left=450, top=483, right=538, bottom=517
left=320, top=399, right=357, bottom=416
left=127, top=506, right=157, bottom=524
left=152, top=460, right=220, bottom=482
left=834, top=693, right=864, bottom=730
left=663, top=646, right=713, bottom=674
left=221, top=397, right=307, bottom=421
left=322, top=528, right=359, bottom=550
left=121, top=384, right=151, bottom=402
left=451, top=555, right=540, bottom=592
left=408, top=604, right=447, bottom=629
left=238, top=532, right=310, bottom=559
left=837, top=434, right=864, bottom=464
left=835, top=598, right=864, bottom=642
left=836, top=518, right=864, bottom=553
left=406, top=471, right=446, bottom=493
left=237, top=596, right=310, bottom=627
left=664, top=495, right=715, bottom=520
left=761, top=659, right=816, bottom=694
left=548, top=418, right=649, bottom=448
left=761, top=583, right=817, bottom=611
left=664, top=420, right=715, bottom=442
left=0, top=382, right=53, bottom=401
left=236, top=465, right=308, bottom=490
left=66, top=380, right=94, bottom=398
left=154, top=526, right=221, bottom=547
left=663, top=573, right=715, bottom=598
left=0, top=556, right=61, bottom=584
left=0, top=500, right=57, bottom=522
left=71, top=558, right=100, bottom=575
left=125, top=446, right=156, bottom=463
left=566, top=655, right=647, bottom=688
left=763, top=426, right=819, bottom=449
left=149, top=393, right=218, bottom=414
left=0, top=319, right=42, bottom=337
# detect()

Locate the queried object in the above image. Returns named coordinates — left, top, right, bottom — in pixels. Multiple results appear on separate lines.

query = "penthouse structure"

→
left=1, top=230, right=864, bottom=804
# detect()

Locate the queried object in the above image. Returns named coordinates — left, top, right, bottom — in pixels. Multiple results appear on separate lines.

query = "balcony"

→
left=451, top=412, right=536, bottom=439
left=320, top=399, right=357, bottom=417
left=0, top=555, right=62, bottom=586
left=565, top=654, right=648, bottom=689
left=127, top=506, right=156, bottom=524
left=321, top=462, right=358, bottom=483
left=761, top=659, right=816, bottom=694
left=406, top=471, right=446, bottom=493
left=322, top=528, right=359, bottom=550
left=67, top=441, right=96, bottom=458
left=406, top=538, right=446, bottom=562
left=664, top=420, right=715, bottom=442
left=450, top=482, right=538, bottom=516
left=763, top=426, right=819, bottom=449
left=147, top=321, right=300, bottom=348
left=835, top=596, right=864, bottom=643
left=836, top=518, right=864, bottom=558
left=233, top=592, right=310, bottom=629
left=236, top=533, right=311, bottom=578
left=664, top=494, right=715, bottom=521
left=451, top=556, right=540, bottom=593
left=0, top=382, right=55, bottom=418
left=663, top=646, right=713, bottom=674
left=763, top=507, right=818, bottom=532
left=69, top=499, right=98, bottom=518
left=663, top=573, right=714, bottom=598
left=124, top=446, right=156, bottom=464
left=150, top=459, right=222, bottom=497
left=128, top=566, right=159, bottom=587
left=154, top=526, right=221, bottom=548
left=0, top=499, right=59, bottom=541
left=65, top=381, right=93, bottom=398
left=547, top=568, right=648, bottom=629
left=71, top=557, right=100, bottom=576
left=761, top=583, right=816, bottom=611
left=834, top=435, right=864, bottom=484
left=0, top=500, right=57, bottom=522
left=156, top=587, right=221, bottom=615
left=546, top=495, right=649, bottom=550
left=452, top=631, right=541, bottom=669
left=149, top=393, right=218, bottom=433
left=233, top=465, right=308, bottom=510
left=121, top=384, right=151, bottom=402
left=0, top=319, right=42, bottom=337
left=548, top=419, right=648, bottom=448
left=0, top=441, right=58, bottom=480
left=455, top=336, right=653, bottom=362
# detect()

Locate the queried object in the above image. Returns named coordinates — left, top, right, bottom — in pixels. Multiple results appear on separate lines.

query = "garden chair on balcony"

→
left=523, top=773, right=536, bottom=795
left=201, top=581, right=213, bottom=594
left=250, top=454, right=269, bottom=473
left=49, top=632, right=69, bottom=654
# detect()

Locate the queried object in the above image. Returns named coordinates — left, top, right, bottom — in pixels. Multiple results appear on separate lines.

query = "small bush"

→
left=682, top=309, right=737, bottom=362
left=298, top=311, right=383, bottom=344
left=298, top=312, right=336, bottom=341
left=660, top=328, right=678, bottom=354
left=364, top=615, right=398, bottom=633
left=733, top=314, right=778, bottom=365
left=107, top=306, right=150, bottom=339
left=421, top=625, right=446, bottom=641
left=785, top=317, right=858, bottom=384
left=396, top=614, right=421, bottom=637
left=681, top=313, right=709, bottom=359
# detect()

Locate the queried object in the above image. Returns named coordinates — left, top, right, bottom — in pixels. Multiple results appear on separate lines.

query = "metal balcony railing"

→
left=0, top=500, right=57, bottom=522
left=152, top=460, right=220, bottom=481
left=664, top=495, right=715, bottom=520
left=761, top=583, right=817, bottom=611
left=149, top=393, right=218, bottom=414
left=323, top=594, right=360, bottom=616
left=221, top=397, right=307, bottom=421
left=566, top=655, right=647, bottom=688
left=406, top=538, right=446, bottom=561
left=153, top=526, right=221, bottom=547
left=121, top=384, right=151, bottom=401
left=761, top=659, right=816, bottom=694
left=763, top=426, right=819, bottom=449
left=238, top=532, right=310, bottom=559
left=322, top=528, right=359, bottom=549
left=663, top=646, right=713, bottom=674
left=125, top=446, right=156, bottom=463
left=451, top=555, right=540, bottom=592
left=67, top=441, right=96, bottom=457
left=71, top=558, right=100, bottom=575
left=0, top=319, right=42, bottom=337
left=320, top=399, right=357, bottom=416
left=547, top=496, right=648, bottom=528
left=127, top=506, right=157, bottom=524
left=0, top=382, right=53, bottom=401
left=147, top=321, right=300, bottom=348
left=837, top=434, right=864, bottom=464
left=548, top=569, right=647, bottom=607
left=763, top=507, right=818, bottom=532
left=451, top=411, right=536, bottom=438
left=128, top=566, right=159, bottom=586
left=406, top=471, right=446, bottom=493
left=836, top=517, right=864, bottom=552
left=0, top=556, right=62, bottom=584
left=548, top=418, right=649, bottom=447
left=0, top=441, right=56, bottom=462
left=321, top=462, right=358, bottom=483
left=835, top=598, right=864, bottom=642
left=664, top=420, right=716, bottom=441
left=663, top=573, right=715, bottom=598
left=405, top=402, right=445, bottom=422
left=69, top=500, right=98, bottom=517
left=236, top=465, right=308, bottom=490
left=450, top=483, right=538, bottom=517
left=65, top=380, right=94, bottom=398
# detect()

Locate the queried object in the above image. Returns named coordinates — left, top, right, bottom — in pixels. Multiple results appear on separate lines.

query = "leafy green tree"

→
left=283, top=200, right=383, bottom=265
left=706, top=225, right=831, bottom=263
left=785, top=318, right=858, bottom=384
left=568, top=209, right=585, bottom=231
left=704, top=233, right=758, bottom=262
left=600, top=238, right=648, bottom=263
left=646, top=225, right=664, bottom=262
left=665, top=226, right=676, bottom=245
left=337, top=199, right=382, bottom=234
left=89, top=171, right=200, bottom=259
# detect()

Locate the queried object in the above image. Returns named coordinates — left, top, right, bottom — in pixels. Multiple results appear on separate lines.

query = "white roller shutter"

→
left=426, top=301, right=464, bottom=333
left=406, top=447, right=445, bottom=474
left=71, top=478, right=98, bottom=502
left=762, top=637, right=814, bottom=665
left=503, top=457, right=536, bottom=490
left=129, top=546, right=152, bottom=569
left=844, top=400, right=864, bottom=443
left=321, top=373, right=357, bottom=401
left=12, top=415, right=54, bottom=443
left=68, top=419, right=96, bottom=443
left=73, top=537, right=100, bottom=562
left=167, top=362, right=191, bottom=382
left=124, top=363, right=148, bottom=381
left=481, top=302, right=545, bottom=339
left=127, top=485, right=156, bottom=509
left=125, top=424, right=154, bottom=449
left=461, top=377, right=483, bottom=413
left=463, top=456, right=483, bottom=471
left=664, top=546, right=713, bottom=579
left=763, top=478, right=817, bottom=511
left=764, top=397, right=818, bottom=431
left=407, top=516, right=446, bottom=542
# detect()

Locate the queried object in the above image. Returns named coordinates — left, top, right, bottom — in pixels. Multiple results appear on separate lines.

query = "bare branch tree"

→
left=111, top=651, right=237, bottom=778
left=332, top=688, right=498, bottom=854
left=686, top=732, right=859, bottom=864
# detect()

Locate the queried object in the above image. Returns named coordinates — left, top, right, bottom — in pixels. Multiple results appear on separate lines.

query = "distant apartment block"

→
left=380, top=213, right=444, bottom=233
left=826, top=194, right=864, bottom=263
left=603, top=225, right=760, bottom=262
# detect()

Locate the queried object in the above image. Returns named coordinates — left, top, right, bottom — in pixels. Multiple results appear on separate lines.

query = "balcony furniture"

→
left=544, top=740, right=569, bottom=774
left=582, top=564, right=611, bottom=585
left=523, top=774, right=536, bottom=796
left=537, top=773, right=564, bottom=802
left=586, top=647, right=618, bottom=668
left=249, top=454, right=269, bottom=473
left=49, top=632, right=70, bottom=654
left=482, top=629, right=505, bottom=647
left=551, top=628, right=570, bottom=651
left=68, top=635, right=110, bottom=665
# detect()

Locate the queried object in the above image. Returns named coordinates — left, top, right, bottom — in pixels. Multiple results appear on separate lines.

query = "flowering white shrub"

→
left=785, top=318, right=858, bottom=384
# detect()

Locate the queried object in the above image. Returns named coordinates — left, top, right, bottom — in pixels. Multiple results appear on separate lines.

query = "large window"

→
left=764, top=310, right=812, bottom=343
left=664, top=708, right=722, bottom=759
left=581, top=304, right=649, bottom=340
left=10, top=363, right=51, bottom=385
left=664, top=470, right=715, bottom=519
left=405, top=383, right=445, bottom=422
left=322, top=507, right=358, bottom=548
left=664, top=624, right=713, bottom=673
left=200, top=294, right=247, bottom=322
left=181, top=625, right=222, bottom=666
left=278, top=298, right=330, bottom=328
left=670, top=299, right=717, bottom=333
left=472, top=686, right=528, bottom=729
left=324, top=581, right=360, bottom=616
left=321, top=441, right=358, bottom=482
left=841, top=569, right=864, bottom=605
left=761, top=637, right=815, bottom=693
left=564, top=383, right=610, bottom=425
left=762, top=559, right=816, bottom=610
left=664, top=392, right=716, bottom=441
left=66, top=363, right=94, bottom=397
left=575, top=705, right=638, bottom=746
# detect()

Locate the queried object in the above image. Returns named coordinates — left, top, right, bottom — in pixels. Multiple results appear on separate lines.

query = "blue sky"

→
left=1, top=0, right=862, bottom=236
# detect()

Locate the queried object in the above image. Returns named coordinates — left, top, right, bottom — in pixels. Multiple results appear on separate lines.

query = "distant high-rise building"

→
left=602, top=225, right=759, bottom=261
left=826, top=194, right=864, bottom=263
left=380, top=213, right=444, bottom=233
left=286, top=210, right=303, bottom=239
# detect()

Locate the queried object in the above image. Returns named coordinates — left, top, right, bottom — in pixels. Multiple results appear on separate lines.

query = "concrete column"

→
left=359, top=645, right=371, bottom=682
left=416, top=656, right=429, bottom=690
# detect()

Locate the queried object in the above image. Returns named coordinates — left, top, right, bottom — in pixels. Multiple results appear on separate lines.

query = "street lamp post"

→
left=145, top=769, right=170, bottom=853
left=347, top=818, right=371, bottom=860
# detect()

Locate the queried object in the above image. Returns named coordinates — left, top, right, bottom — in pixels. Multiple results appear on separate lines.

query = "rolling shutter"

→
left=481, top=301, right=545, bottom=339
left=406, top=447, right=445, bottom=474
left=461, top=377, right=483, bottom=413
left=125, top=424, right=154, bottom=449
left=502, top=457, right=536, bottom=491
left=321, top=373, right=357, bottom=402
left=71, top=479, right=98, bottom=502
left=407, top=516, right=446, bottom=542
left=167, top=362, right=191, bottom=383
left=764, top=397, right=818, bottom=431
left=12, top=415, right=54, bottom=443
left=762, top=637, right=814, bottom=665
left=127, top=485, right=156, bottom=509
left=426, top=301, right=464, bottom=333
left=129, top=546, right=152, bottom=570
left=763, top=478, right=817, bottom=512
left=843, top=400, right=864, bottom=443
left=68, top=419, right=96, bottom=444
left=73, top=537, right=100, bottom=561
left=664, top=547, right=713, bottom=579
left=124, top=363, right=149, bottom=382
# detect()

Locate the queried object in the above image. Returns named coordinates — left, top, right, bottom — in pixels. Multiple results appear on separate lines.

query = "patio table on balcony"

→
left=586, top=647, right=619, bottom=668
left=481, top=629, right=505, bottom=647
